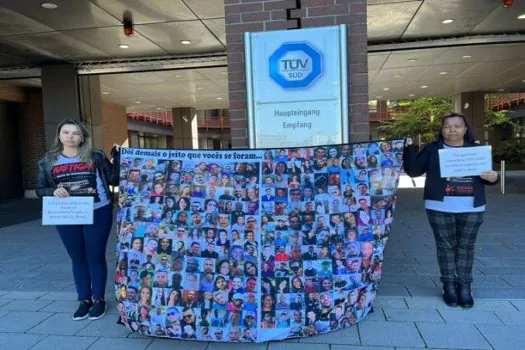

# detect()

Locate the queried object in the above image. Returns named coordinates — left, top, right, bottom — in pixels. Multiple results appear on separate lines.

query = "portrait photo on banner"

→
left=114, top=140, right=405, bottom=342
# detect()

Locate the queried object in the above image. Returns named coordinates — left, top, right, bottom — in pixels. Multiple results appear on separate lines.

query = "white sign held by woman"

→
left=42, top=196, right=94, bottom=225
left=438, top=146, right=493, bottom=178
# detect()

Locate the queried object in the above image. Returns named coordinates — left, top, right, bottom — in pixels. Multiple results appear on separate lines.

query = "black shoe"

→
left=442, top=282, right=458, bottom=307
left=73, top=300, right=93, bottom=321
left=89, top=299, right=107, bottom=320
left=457, top=283, right=474, bottom=308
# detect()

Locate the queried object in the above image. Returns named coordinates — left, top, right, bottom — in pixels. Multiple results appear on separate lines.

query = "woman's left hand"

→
left=480, top=170, right=498, bottom=183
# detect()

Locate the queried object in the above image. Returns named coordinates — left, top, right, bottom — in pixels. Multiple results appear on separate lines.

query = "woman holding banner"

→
left=403, top=112, right=498, bottom=308
left=36, top=119, right=120, bottom=320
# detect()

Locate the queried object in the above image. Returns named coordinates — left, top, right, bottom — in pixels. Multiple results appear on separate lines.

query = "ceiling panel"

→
left=203, top=18, right=226, bottom=47
left=90, top=0, right=197, bottom=24
left=183, top=0, right=225, bottom=19
left=367, top=2, right=421, bottom=42
left=471, top=1, right=525, bottom=34
left=402, top=0, right=499, bottom=40
left=372, top=66, right=428, bottom=84
left=0, top=7, right=53, bottom=36
left=135, top=21, right=225, bottom=54
left=368, top=53, right=390, bottom=71
left=0, top=0, right=120, bottom=32
left=382, top=48, right=444, bottom=69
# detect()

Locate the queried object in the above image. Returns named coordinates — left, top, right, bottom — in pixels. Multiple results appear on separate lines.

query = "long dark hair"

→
left=438, top=112, right=476, bottom=145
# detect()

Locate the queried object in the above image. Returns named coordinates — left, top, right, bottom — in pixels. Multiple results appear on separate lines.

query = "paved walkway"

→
left=0, top=174, right=524, bottom=349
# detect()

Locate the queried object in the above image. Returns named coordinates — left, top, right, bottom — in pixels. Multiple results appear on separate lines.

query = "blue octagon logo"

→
left=269, top=42, right=322, bottom=89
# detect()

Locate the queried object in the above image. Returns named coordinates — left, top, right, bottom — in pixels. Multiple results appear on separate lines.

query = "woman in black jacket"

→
left=403, top=112, right=498, bottom=308
left=36, top=119, right=120, bottom=320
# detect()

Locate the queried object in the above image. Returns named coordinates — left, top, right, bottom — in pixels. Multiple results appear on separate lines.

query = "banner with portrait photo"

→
left=114, top=140, right=404, bottom=342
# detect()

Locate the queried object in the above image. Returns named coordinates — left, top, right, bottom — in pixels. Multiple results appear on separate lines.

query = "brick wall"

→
left=225, top=0, right=369, bottom=148
left=18, top=88, right=46, bottom=190
left=101, top=101, right=129, bottom=156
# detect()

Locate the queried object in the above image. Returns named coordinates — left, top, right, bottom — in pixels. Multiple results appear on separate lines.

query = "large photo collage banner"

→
left=114, top=140, right=404, bottom=342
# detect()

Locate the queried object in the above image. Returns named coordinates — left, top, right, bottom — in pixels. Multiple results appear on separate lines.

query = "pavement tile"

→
left=268, top=343, right=328, bottom=350
left=378, top=286, right=410, bottom=297
left=494, top=309, right=525, bottom=325
left=474, top=288, right=525, bottom=299
left=0, top=311, right=53, bottom=332
left=404, top=296, right=450, bottom=310
left=0, top=333, right=45, bottom=350
left=406, top=286, right=442, bottom=298
left=28, top=313, right=91, bottom=335
left=331, top=347, right=394, bottom=350
left=208, top=342, right=268, bottom=350
left=374, top=296, right=407, bottom=309
left=473, top=299, right=519, bottom=312
left=476, top=324, right=525, bottom=350
left=416, top=322, right=491, bottom=349
left=0, top=299, right=53, bottom=312
left=75, top=316, right=132, bottom=338
left=0, top=291, right=46, bottom=300
left=364, top=307, right=386, bottom=321
left=38, top=291, right=78, bottom=301
left=358, top=321, right=424, bottom=347
left=298, top=326, right=359, bottom=344
left=146, top=338, right=208, bottom=349
left=87, top=337, right=152, bottom=350
left=384, top=308, right=443, bottom=323
left=30, top=335, right=98, bottom=349
left=511, top=300, right=525, bottom=311
left=438, top=309, right=503, bottom=325
left=500, top=276, right=525, bottom=287
left=0, top=299, right=12, bottom=308
left=39, top=300, right=81, bottom=313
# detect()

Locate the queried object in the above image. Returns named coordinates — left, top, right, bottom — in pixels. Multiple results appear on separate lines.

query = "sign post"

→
left=245, top=25, right=348, bottom=148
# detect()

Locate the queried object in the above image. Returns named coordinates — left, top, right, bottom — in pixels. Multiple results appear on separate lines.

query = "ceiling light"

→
left=221, top=72, right=227, bottom=75
left=408, top=59, right=417, bottom=62
left=136, top=101, right=141, bottom=104
left=376, top=96, right=382, bottom=99
left=180, top=40, right=192, bottom=45
left=462, top=55, right=472, bottom=59
left=439, top=71, right=448, bottom=75
left=522, top=79, right=525, bottom=83
left=40, top=2, right=58, bottom=9
left=421, top=85, right=428, bottom=89
left=409, top=94, right=415, bottom=97
left=155, top=107, right=162, bottom=110
left=498, top=88, right=505, bottom=92
left=383, top=87, right=390, bottom=91
left=517, top=13, right=525, bottom=19
left=102, top=92, right=109, bottom=95
left=216, top=97, right=223, bottom=100
left=394, top=74, right=402, bottom=78
left=441, top=19, right=455, bottom=24
left=175, top=75, right=181, bottom=78
left=119, top=44, right=129, bottom=49
left=197, top=87, right=204, bottom=90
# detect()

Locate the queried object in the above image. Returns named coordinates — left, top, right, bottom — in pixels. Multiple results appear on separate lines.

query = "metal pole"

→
left=501, top=160, right=506, bottom=195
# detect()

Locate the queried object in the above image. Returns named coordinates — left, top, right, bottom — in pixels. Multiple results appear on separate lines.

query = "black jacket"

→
left=402, top=140, right=497, bottom=208
left=36, top=148, right=120, bottom=200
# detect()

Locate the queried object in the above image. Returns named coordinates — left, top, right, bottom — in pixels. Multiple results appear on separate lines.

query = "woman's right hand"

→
left=405, top=137, right=414, bottom=146
left=53, top=186, right=70, bottom=197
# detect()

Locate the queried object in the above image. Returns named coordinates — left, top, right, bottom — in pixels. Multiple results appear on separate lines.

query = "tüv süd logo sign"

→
left=269, top=42, right=322, bottom=89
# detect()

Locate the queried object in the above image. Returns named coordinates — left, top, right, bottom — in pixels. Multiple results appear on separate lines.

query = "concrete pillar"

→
left=454, top=92, right=486, bottom=144
left=172, top=107, right=198, bottom=149
left=41, top=64, right=104, bottom=150
left=79, top=75, right=104, bottom=150
left=41, top=64, right=81, bottom=149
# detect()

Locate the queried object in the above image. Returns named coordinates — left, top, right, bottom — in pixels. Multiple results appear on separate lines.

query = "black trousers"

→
left=426, top=209, right=484, bottom=284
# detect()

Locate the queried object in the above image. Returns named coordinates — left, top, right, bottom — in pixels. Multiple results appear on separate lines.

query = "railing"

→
left=127, top=111, right=230, bottom=129
left=127, top=112, right=174, bottom=127
left=488, top=93, right=525, bottom=112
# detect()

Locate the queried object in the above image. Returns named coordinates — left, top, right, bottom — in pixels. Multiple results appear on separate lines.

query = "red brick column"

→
left=224, top=0, right=369, bottom=148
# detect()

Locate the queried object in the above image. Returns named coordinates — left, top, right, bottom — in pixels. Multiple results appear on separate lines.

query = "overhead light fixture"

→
left=498, top=88, right=505, bottom=92
left=197, top=87, right=204, bottom=90
left=421, top=85, right=428, bottom=89
left=119, top=44, right=129, bottom=49
left=383, top=87, right=390, bottom=91
left=180, top=40, right=192, bottom=45
left=216, top=97, right=223, bottom=100
left=522, top=79, right=525, bottom=83
left=439, top=71, right=448, bottom=75
left=155, top=107, right=162, bottom=110
left=40, top=2, right=58, bottom=9
left=221, top=72, right=227, bottom=75
left=175, top=75, right=181, bottom=78
left=408, top=59, right=417, bottom=62
left=136, top=101, right=141, bottom=104
left=376, top=96, right=382, bottom=99
left=409, top=94, right=415, bottom=97
left=394, top=74, right=402, bottom=78
left=462, top=55, right=472, bottom=59
left=102, top=92, right=109, bottom=95
left=441, top=19, right=455, bottom=24
left=518, top=13, right=525, bottom=19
